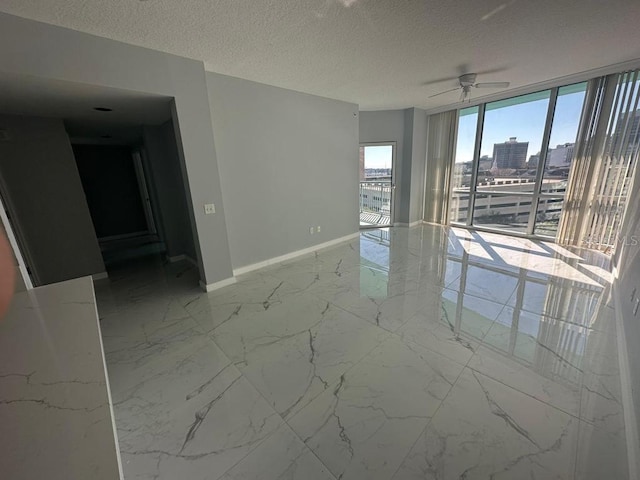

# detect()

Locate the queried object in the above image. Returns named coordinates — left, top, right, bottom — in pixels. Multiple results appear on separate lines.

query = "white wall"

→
left=206, top=72, right=359, bottom=270
left=0, top=12, right=233, bottom=286
left=613, top=163, right=640, bottom=466
left=0, top=114, right=105, bottom=285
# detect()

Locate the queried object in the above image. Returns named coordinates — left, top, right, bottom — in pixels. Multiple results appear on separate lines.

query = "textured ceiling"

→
left=0, top=0, right=639, bottom=110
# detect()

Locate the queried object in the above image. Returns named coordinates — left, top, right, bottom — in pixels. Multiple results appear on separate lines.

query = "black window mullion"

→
left=528, top=87, right=558, bottom=235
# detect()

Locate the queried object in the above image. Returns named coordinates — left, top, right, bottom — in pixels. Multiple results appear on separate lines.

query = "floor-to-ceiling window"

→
left=449, top=107, right=478, bottom=224
left=535, top=83, right=587, bottom=237
left=450, top=83, right=587, bottom=239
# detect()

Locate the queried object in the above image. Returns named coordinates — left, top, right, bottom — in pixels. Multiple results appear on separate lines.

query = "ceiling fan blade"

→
left=475, top=82, right=510, bottom=89
left=428, top=87, right=460, bottom=98
left=422, top=76, right=460, bottom=87
left=474, top=66, right=509, bottom=76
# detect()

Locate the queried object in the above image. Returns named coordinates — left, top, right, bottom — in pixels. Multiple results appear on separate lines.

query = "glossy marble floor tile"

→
left=96, top=224, right=628, bottom=480
left=220, top=425, right=336, bottom=480
left=310, top=271, right=429, bottom=332
left=483, top=309, right=588, bottom=382
left=288, top=336, right=464, bottom=480
left=467, top=344, right=582, bottom=417
left=184, top=272, right=303, bottom=333
left=396, top=310, right=479, bottom=365
left=392, top=368, right=579, bottom=480
left=575, top=420, right=628, bottom=480
left=211, top=291, right=389, bottom=419
left=115, top=348, right=284, bottom=480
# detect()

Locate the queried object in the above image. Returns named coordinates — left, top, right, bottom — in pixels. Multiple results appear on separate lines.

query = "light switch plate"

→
left=204, top=203, right=216, bottom=215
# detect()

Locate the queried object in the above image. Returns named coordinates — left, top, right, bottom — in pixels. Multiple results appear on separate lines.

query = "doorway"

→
left=73, top=144, right=165, bottom=266
left=359, top=143, right=395, bottom=228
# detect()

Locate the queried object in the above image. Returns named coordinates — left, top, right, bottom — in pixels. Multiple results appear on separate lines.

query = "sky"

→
left=455, top=88, right=587, bottom=163
left=363, top=145, right=393, bottom=169
left=362, top=85, right=588, bottom=170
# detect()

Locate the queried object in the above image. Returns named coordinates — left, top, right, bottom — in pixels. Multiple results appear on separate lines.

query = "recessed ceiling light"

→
left=93, top=107, right=113, bottom=112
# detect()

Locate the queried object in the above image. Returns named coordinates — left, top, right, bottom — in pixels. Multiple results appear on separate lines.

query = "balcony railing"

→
left=360, top=181, right=391, bottom=226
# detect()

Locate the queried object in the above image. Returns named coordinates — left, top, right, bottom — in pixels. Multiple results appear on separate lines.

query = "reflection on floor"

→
left=95, top=224, right=627, bottom=480
left=359, top=211, right=391, bottom=227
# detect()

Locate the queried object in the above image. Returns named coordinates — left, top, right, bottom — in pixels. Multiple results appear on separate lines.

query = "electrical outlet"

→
left=204, top=203, right=216, bottom=215
left=317, top=225, right=321, bottom=233
left=309, top=226, right=314, bottom=235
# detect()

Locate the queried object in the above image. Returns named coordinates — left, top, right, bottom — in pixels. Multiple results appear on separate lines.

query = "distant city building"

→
left=547, top=143, right=575, bottom=167
left=364, top=168, right=391, bottom=179
left=611, top=109, right=640, bottom=157
left=479, top=155, right=493, bottom=171
left=492, top=137, right=529, bottom=170
left=528, top=153, right=540, bottom=169
left=450, top=177, right=568, bottom=226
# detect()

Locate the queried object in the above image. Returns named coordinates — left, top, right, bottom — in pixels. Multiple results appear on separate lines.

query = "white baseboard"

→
left=232, top=232, right=360, bottom=277
left=409, top=220, right=424, bottom=227
left=613, top=283, right=640, bottom=480
left=199, top=276, right=237, bottom=293
left=168, top=254, right=198, bottom=266
left=92, top=271, right=109, bottom=282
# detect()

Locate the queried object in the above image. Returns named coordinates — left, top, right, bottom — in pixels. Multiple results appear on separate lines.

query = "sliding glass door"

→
left=359, top=143, right=395, bottom=228
left=450, top=83, right=587, bottom=239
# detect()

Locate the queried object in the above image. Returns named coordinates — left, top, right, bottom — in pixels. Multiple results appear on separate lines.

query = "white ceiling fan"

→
left=429, top=73, right=510, bottom=102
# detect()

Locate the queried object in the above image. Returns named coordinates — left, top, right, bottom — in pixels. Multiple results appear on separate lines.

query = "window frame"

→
left=450, top=86, right=581, bottom=240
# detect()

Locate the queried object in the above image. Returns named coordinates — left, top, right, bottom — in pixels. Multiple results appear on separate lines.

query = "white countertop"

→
left=0, top=277, right=122, bottom=480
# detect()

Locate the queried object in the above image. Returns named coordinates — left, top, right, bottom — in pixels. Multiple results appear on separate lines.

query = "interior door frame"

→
left=359, top=141, right=396, bottom=230
left=132, top=149, right=157, bottom=236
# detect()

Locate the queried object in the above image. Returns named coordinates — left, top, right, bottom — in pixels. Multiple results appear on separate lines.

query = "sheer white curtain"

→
left=423, top=110, right=457, bottom=224
left=557, top=76, right=610, bottom=245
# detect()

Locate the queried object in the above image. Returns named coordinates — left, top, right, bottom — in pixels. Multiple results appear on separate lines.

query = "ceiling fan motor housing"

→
left=459, top=73, right=477, bottom=86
